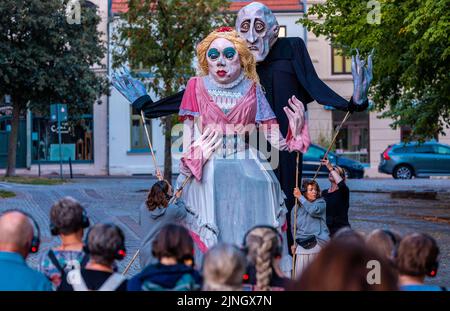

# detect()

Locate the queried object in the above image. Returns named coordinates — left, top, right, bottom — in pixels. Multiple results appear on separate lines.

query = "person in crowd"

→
left=128, top=224, right=202, bottom=291
left=321, top=158, right=351, bottom=236
left=39, top=197, right=90, bottom=288
left=139, top=180, right=186, bottom=268
left=332, top=227, right=366, bottom=245
left=202, top=243, right=246, bottom=291
left=0, top=210, right=52, bottom=291
left=242, top=226, right=292, bottom=291
left=291, top=239, right=398, bottom=290
left=292, top=179, right=329, bottom=278
left=366, top=229, right=401, bottom=265
left=58, top=223, right=127, bottom=291
left=397, top=233, right=446, bottom=291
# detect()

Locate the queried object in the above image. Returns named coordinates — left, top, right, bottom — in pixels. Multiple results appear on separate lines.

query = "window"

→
left=278, top=26, right=287, bottom=38
left=332, top=110, right=369, bottom=163
left=32, top=114, right=94, bottom=162
left=393, top=146, right=408, bottom=153
left=332, top=48, right=352, bottom=74
left=434, top=145, right=450, bottom=155
left=130, top=107, right=151, bottom=151
left=414, top=145, right=434, bottom=154
left=305, top=145, right=325, bottom=160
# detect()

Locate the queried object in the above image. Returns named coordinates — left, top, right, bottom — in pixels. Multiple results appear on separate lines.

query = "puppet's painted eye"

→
left=240, top=20, right=250, bottom=33
left=208, top=48, right=220, bottom=60
left=223, top=47, right=236, bottom=60
left=255, top=20, right=265, bottom=33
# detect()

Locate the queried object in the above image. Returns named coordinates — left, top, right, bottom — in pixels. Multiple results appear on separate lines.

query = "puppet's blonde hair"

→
left=196, top=29, right=259, bottom=84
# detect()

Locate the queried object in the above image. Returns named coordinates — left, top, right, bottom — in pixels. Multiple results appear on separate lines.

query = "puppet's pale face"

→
left=236, top=3, right=279, bottom=62
left=206, top=38, right=241, bottom=85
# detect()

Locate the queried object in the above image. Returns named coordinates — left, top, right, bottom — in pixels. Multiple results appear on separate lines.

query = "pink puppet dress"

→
left=176, top=73, right=310, bottom=272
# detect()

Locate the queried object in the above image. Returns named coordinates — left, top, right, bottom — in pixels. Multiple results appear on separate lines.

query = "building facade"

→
left=0, top=0, right=109, bottom=176
left=306, top=0, right=450, bottom=176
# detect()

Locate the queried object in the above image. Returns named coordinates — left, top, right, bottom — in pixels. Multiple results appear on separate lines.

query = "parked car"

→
left=302, top=144, right=365, bottom=179
left=378, top=141, right=450, bottom=179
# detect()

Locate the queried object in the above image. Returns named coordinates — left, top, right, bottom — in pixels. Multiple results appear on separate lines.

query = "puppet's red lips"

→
left=217, top=70, right=227, bottom=77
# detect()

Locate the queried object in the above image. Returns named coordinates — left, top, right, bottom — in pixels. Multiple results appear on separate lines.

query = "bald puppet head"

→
left=0, top=211, right=34, bottom=258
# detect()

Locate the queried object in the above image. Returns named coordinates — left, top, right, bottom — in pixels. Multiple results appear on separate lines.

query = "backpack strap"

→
left=97, top=273, right=126, bottom=291
left=47, top=249, right=65, bottom=276
left=67, top=269, right=89, bottom=291
left=79, top=254, right=89, bottom=268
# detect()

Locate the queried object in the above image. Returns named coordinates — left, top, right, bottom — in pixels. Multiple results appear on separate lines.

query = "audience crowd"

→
left=0, top=173, right=446, bottom=291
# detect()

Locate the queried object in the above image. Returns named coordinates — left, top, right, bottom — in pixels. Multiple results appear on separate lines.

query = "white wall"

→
left=108, top=88, right=167, bottom=175
left=275, top=13, right=306, bottom=40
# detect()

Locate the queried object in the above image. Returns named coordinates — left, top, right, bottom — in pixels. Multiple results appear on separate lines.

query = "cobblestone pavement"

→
left=0, top=177, right=449, bottom=285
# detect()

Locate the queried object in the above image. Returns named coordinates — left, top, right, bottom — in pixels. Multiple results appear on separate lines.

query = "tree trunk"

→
left=163, top=116, right=173, bottom=185
left=5, top=101, right=21, bottom=177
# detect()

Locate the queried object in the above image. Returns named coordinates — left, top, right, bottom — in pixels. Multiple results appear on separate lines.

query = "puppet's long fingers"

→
left=203, top=128, right=218, bottom=145
left=288, top=96, right=300, bottom=113
left=206, top=131, right=220, bottom=146
left=206, top=138, right=222, bottom=158
left=367, top=53, right=374, bottom=81
left=284, top=107, right=296, bottom=128
left=112, top=72, right=128, bottom=94
left=351, top=55, right=357, bottom=78
left=291, top=96, right=305, bottom=118
left=197, top=127, right=212, bottom=145
left=284, top=106, right=294, bottom=119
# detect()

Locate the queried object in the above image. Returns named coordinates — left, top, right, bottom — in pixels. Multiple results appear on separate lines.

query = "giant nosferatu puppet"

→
left=234, top=2, right=372, bottom=249
left=112, top=2, right=372, bottom=252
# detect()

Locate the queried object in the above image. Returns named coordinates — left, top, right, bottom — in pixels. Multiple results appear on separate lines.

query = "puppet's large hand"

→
left=192, top=128, right=222, bottom=161
left=111, top=67, right=148, bottom=104
left=351, top=49, right=373, bottom=109
left=284, top=96, right=305, bottom=138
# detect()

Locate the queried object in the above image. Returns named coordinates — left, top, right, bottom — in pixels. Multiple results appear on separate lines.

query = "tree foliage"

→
left=298, top=0, right=450, bottom=139
left=113, top=0, right=231, bottom=181
left=0, top=0, right=109, bottom=175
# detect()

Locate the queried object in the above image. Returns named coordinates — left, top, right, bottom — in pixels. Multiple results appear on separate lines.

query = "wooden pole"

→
left=291, top=152, right=300, bottom=279
left=312, top=111, right=351, bottom=181
left=122, top=248, right=140, bottom=275
left=140, top=110, right=162, bottom=180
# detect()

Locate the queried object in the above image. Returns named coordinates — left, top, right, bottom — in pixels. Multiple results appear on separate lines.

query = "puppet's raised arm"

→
left=289, top=38, right=372, bottom=113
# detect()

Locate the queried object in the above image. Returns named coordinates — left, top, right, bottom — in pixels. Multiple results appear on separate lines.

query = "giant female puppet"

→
left=174, top=28, right=308, bottom=270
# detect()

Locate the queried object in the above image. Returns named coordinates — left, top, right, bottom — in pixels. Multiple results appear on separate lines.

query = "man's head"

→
left=236, top=2, right=279, bottom=62
left=397, top=233, right=439, bottom=279
left=50, top=196, right=89, bottom=236
left=85, top=224, right=126, bottom=267
left=0, top=211, right=35, bottom=258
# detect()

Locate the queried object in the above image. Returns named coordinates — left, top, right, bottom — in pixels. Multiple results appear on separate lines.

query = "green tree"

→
left=0, top=0, right=108, bottom=176
left=298, top=0, right=450, bottom=140
left=113, top=0, right=230, bottom=182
